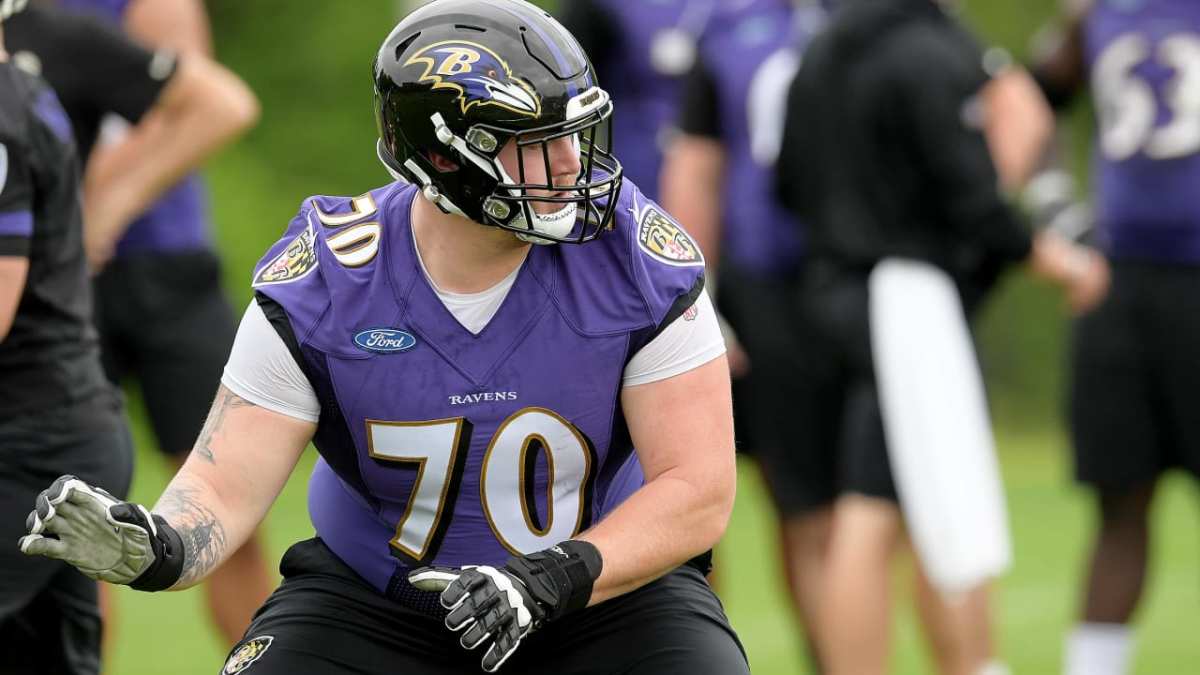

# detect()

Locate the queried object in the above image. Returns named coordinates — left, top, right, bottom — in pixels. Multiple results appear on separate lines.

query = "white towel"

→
left=868, top=258, right=1012, bottom=596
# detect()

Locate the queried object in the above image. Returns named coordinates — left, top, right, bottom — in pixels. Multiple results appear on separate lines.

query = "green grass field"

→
left=87, top=1, right=1199, bottom=672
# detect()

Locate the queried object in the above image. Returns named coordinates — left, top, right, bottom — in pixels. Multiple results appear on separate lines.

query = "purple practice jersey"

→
left=251, top=179, right=706, bottom=593
left=694, top=0, right=823, bottom=275
left=1086, top=0, right=1200, bottom=263
left=58, top=0, right=213, bottom=258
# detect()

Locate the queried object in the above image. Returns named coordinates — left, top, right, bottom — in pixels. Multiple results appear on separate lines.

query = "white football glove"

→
left=19, top=475, right=181, bottom=589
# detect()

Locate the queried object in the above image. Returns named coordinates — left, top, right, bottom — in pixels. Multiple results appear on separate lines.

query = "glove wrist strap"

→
left=129, top=515, right=186, bottom=592
left=505, top=539, right=603, bottom=623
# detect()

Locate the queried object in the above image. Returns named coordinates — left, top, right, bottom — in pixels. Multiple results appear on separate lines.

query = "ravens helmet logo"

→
left=405, top=40, right=542, bottom=118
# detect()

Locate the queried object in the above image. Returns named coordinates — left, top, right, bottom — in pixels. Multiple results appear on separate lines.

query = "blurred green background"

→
left=102, top=1, right=1198, bottom=674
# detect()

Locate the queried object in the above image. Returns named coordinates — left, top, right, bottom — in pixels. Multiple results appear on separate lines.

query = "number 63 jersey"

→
left=1087, top=0, right=1200, bottom=263
left=246, top=179, right=709, bottom=594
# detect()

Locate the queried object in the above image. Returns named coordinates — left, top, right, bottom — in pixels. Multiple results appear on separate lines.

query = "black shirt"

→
left=5, top=3, right=175, bottom=167
left=557, top=0, right=621, bottom=87
left=677, top=57, right=721, bottom=140
left=0, top=60, right=118, bottom=423
left=776, top=0, right=1031, bottom=306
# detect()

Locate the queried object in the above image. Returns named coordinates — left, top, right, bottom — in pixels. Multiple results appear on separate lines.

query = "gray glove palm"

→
left=19, top=475, right=156, bottom=584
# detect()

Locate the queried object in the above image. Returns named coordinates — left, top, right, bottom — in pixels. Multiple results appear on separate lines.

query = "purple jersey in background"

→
left=58, top=0, right=213, bottom=258
left=253, top=178, right=705, bottom=593
left=1086, top=0, right=1200, bottom=263
left=562, top=0, right=715, bottom=201
left=694, top=0, right=824, bottom=276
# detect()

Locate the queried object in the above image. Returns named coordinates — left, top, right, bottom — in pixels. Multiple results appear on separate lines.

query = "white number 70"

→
left=366, top=407, right=595, bottom=563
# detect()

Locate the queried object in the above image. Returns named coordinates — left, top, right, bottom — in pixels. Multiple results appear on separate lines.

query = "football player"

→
left=1033, top=2, right=1200, bottom=674
left=20, top=2, right=749, bottom=673
left=54, top=0, right=271, bottom=646
left=660, top=0, right=831, bottom=667
left=0, top=3, right=133, bottom=672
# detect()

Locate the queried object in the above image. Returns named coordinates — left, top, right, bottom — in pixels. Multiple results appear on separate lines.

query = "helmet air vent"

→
left=454, top=24, right=487, bottom=33
left=393, top=32, right=422, bottom=62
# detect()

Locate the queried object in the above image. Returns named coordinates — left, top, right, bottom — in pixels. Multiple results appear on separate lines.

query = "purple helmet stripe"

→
left=493, top=1, right=583, bottom=97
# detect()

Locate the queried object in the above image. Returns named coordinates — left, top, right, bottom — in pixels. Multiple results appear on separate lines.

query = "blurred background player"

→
left=0, top=3, right=130, bottom=672
left=50, top=0, right=271, bottom=645
left=1032, top=1, right=1200, bottom=673
left=776, top=0, right=1109, bottom=673
left=558, top=0, right=707, bottom=201
left=660, top=0, right=831, bottom=668
left=4, top=0, right=258, bottom=656
left=21, top=2, right=750, bottom=673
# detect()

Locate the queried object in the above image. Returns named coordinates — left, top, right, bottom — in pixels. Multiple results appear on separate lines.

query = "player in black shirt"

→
left=0, top=4, right=256, bottom=671
left=776, top=1, right=1110, bottom=673
left=12, top=0, right=267, bottom=646
left=0, top=5, right=132, bottom=674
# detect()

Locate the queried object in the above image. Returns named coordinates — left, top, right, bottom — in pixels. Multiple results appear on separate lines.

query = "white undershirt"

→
left=222, top=266, right=725, bottom=423
left=411, top=225, right=522, bottom=335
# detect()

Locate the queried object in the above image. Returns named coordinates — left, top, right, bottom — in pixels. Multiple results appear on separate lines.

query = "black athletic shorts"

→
left=1071, top=261, right=1200, bottom=489
left=716, top=263, right=841, bottom=516
left=0, top=401, right=133, bottom=675
left=221, top=538, right=749, bottom=675
left=94, top=250, right=237, bottom=457
left=802, top=266, right=898, bottom=503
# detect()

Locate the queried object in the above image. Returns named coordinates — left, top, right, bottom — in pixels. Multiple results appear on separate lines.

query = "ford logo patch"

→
left=354, top=328, right=417, bottom=354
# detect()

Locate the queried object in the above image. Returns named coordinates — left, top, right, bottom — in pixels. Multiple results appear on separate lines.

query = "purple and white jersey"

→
left=696, top=0, right=822, bottom=275
left=251, top=179, right=706, bottom=593
left=1086, top=0, right=1200, bottom=263
left=58, top=0, right=213, bottom=258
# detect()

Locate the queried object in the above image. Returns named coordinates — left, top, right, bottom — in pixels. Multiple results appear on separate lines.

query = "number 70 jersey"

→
left=251, top=179, right=705, bottom=594
left=1086, top=0, right=1200, bottom=263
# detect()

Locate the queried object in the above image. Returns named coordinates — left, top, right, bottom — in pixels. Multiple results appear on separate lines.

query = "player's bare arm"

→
left=82, top=52, right=259, bottom=269
left=124, top=0, right=214, bottom=57
left=579, top=353, right=736, bottom=604
left=661, top=134, right=725, bottom=264
left=20, top=385, right=314, bottom=591
left=153, top=386, right=314, bottom=589
left=983, top=66, right=1055, bottom=190
left=0, top=256, right=28, bottom=340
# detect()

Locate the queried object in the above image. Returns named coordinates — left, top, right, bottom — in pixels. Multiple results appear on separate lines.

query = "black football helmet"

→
left=374, top=0, right=622, bottom=244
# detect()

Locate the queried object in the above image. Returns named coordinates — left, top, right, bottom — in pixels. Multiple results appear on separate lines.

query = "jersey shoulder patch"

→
left=631, top=194, right=704, bottom=267
left=253, top=222, right=317, bottom=287
left=251, top=182, right=417, bottom=358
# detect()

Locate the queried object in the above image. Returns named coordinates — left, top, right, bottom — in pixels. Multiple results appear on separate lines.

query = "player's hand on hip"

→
left=408, top=541, right=603, bottom=673
left=18, top=475, right=182, bottom=589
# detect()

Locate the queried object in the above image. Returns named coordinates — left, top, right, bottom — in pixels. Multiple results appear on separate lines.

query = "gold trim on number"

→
left=480, top=407, right=592, bottom=556
left=366, top=417, right=467, bottom=561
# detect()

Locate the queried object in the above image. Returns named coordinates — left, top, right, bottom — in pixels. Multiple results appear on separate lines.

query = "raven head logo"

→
left=406, top=40, right=542, bottom=118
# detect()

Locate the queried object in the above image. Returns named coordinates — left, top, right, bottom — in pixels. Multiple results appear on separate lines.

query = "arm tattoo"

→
left=194, top=389, right=257, bottom=464
left=156, top=479, right=228, bottom=587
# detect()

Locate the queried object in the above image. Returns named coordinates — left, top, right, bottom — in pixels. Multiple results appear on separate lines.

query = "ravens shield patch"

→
left=223, top=636, right=273, bottom=674
left=636, top=205, right=703, bottom=267
left=253, top=227, right=317, bottom=286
